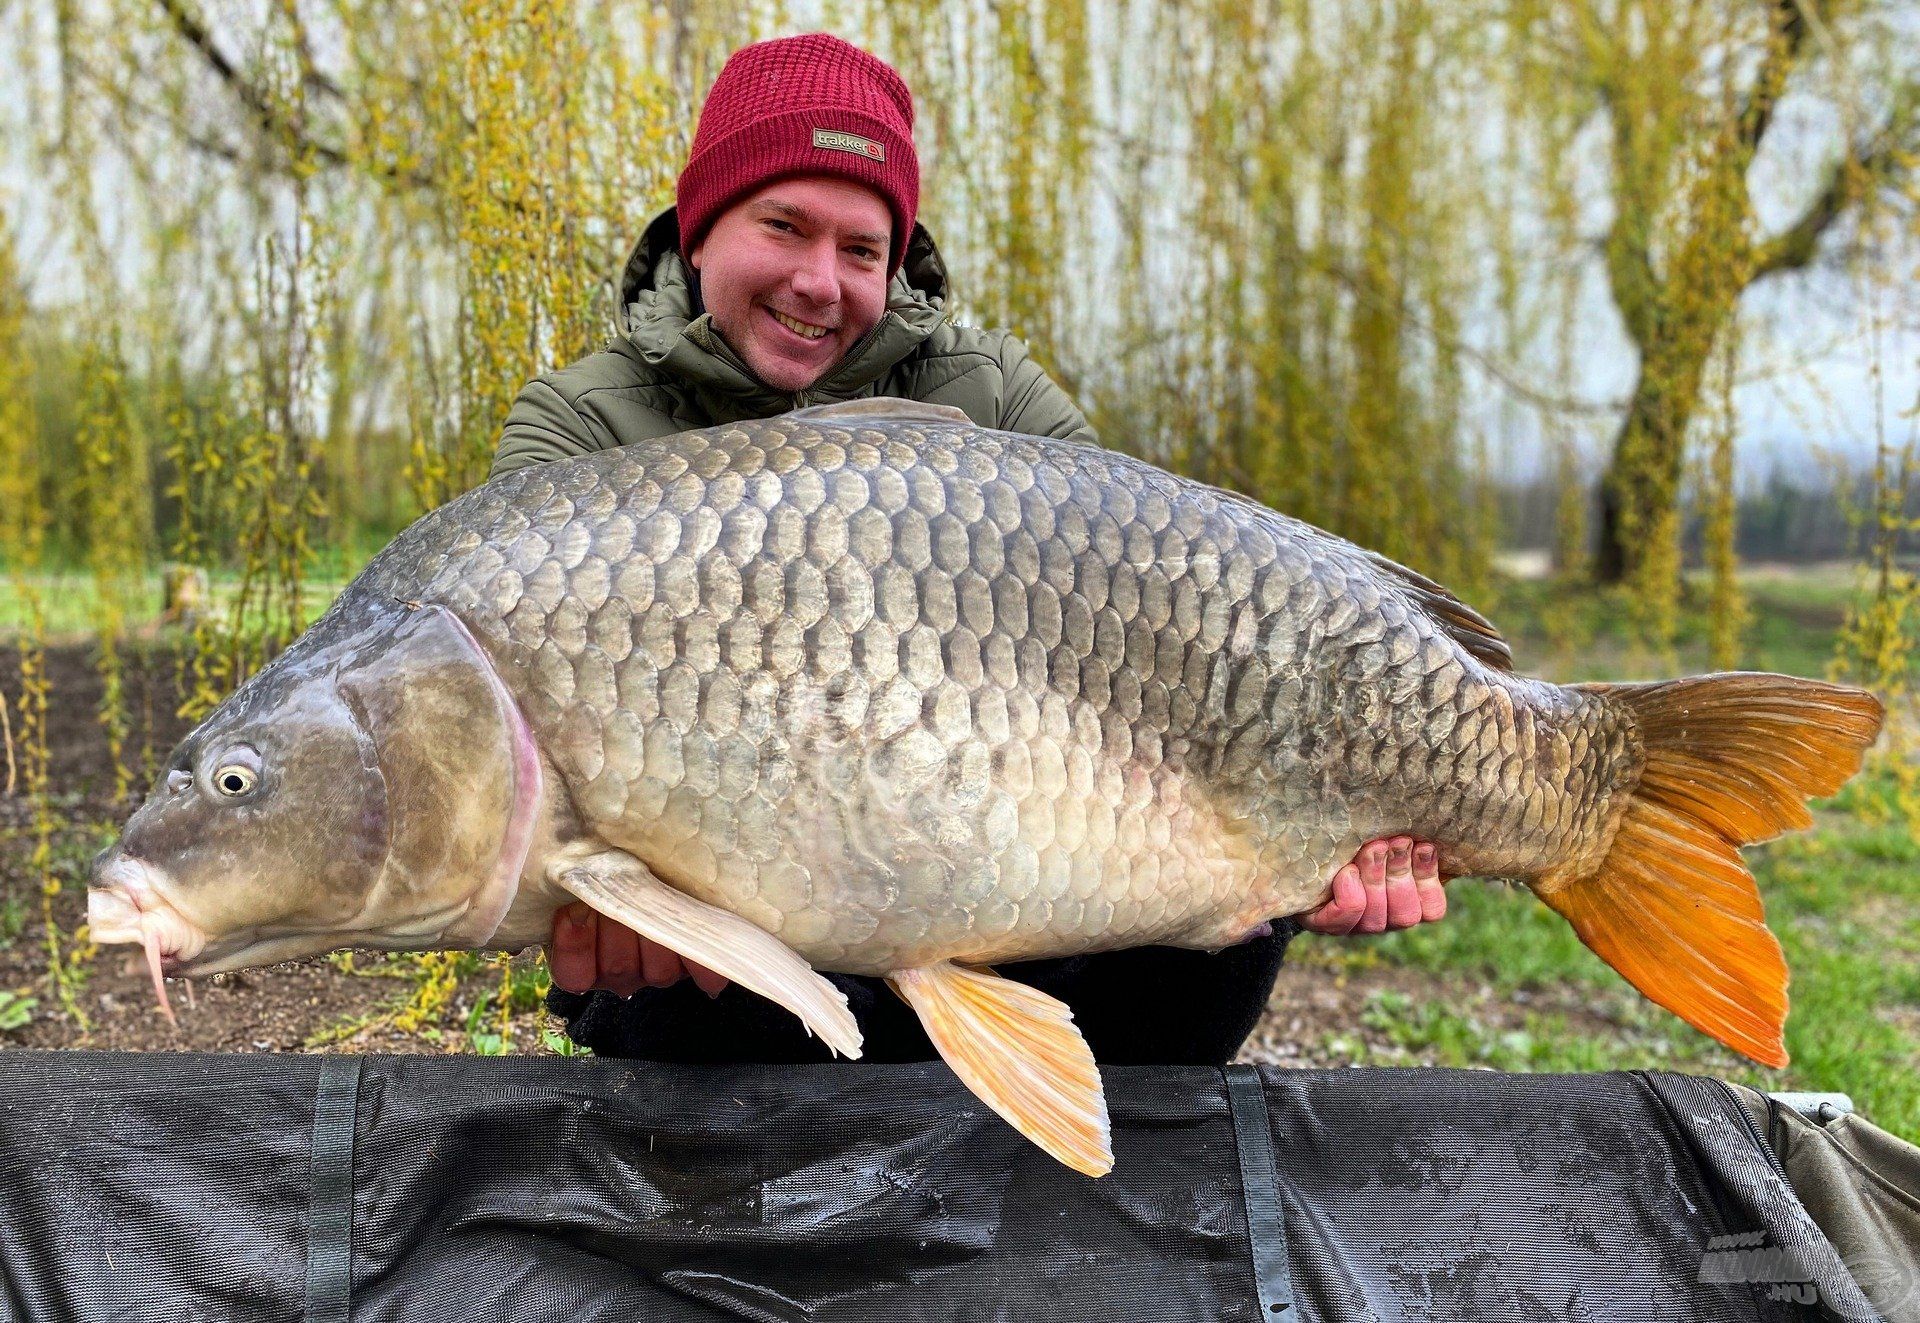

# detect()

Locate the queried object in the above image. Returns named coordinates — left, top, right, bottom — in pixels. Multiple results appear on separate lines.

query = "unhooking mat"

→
left=0, top=1053, right=1908, bottom=1322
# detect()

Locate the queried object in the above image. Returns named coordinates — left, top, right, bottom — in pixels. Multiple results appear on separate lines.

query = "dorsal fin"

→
left=1365, top=552, right=1513, bottom=671
left=787, top=397, right=973, bottom=426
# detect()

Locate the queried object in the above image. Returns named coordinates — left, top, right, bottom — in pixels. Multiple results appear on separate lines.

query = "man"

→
left=493, top=33, right=1448, bottom=1065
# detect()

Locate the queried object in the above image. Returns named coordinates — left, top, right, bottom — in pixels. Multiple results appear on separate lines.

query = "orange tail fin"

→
left=1540, top=674, right=1883, bottom=1068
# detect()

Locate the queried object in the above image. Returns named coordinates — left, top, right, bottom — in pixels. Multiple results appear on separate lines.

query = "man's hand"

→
left=547, top=838, right=1447, bottom=993
left=547, top=901, right=730, bottom=997
left=1298, top=837, right=1447, bottom=935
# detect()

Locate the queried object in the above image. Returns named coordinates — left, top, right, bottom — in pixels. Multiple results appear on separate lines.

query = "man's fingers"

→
left=1300, top=863, right=1366, bottom=935
left=686, top=958, right=730, bottom=998
left=547, top=905, right=716, bottom=996
left=640, top=937, right=685, bottom=988
left=1414, top=842, right=1448, bottom=922
left=596, top=912, right=644, bottom=996
left=1383, top=837, right=1421, bottom=930
left=1356, top=841, right=1389, bottom=933
left=547, top=902, right=599, bottom=993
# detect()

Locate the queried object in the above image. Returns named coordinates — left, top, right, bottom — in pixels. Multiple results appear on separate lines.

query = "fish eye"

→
left=213, top=765, right=257, bottom=796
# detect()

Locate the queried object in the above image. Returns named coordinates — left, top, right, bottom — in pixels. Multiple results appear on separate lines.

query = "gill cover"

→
left=341, top=600, right=541, bottom=948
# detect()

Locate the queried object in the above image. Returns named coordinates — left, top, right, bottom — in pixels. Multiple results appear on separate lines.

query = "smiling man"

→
left=490, top=33, right=1447, bottom=1066
left=489, top=34, right=1092, bottom=476
left=692, top=180, right=895, bottom=392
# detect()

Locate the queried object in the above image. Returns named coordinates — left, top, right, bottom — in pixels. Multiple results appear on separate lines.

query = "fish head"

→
left=89, top=668, right=391, bottom=981
left=88, top=597, right=540, bottom=1011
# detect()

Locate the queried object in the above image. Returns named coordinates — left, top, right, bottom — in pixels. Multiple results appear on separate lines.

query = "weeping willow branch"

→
left=1753, top=89, right=1920, bottom=277
left=1734, top=0, right=1811, bottom=156
left=151, top=0, right=436, bottom=191
left=1592, top=0, right=1920, bottom=588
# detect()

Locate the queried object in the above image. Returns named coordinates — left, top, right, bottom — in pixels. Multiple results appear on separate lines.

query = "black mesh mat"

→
left=0, top=1053, right=1879, bottom=1321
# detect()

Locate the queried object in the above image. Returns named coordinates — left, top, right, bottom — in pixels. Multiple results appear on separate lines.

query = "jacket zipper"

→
left=793, top=314, right=896, bottom=409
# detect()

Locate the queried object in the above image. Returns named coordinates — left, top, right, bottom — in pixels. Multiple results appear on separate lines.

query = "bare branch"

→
left=150, top=0, right=438, bottom=193
left=1734, top=0, right=1811, bottom=157
left=151, top=0, right=351, bottom=168
left=1752, top=84, right=1920, bottom=278
left=281, top=2, right=345, bottom=104
left=68, top=54, right=253, bottom=169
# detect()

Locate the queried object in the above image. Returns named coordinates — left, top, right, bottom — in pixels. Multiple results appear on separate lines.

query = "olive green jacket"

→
left=490, top=208, right=1096, bottom=478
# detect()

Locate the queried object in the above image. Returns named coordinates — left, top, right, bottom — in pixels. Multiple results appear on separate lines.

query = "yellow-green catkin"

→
left=1832, top=254, right=1919, bottom=829
left=73, top=332, right=149, bottom=802
left=1832, top=432, right=1918, bottom=827
left=0, top=214, right=88, bottom=1026
left=1702, top=331, right=1746, bottom=670
left=183, top=10, right=338, bottom=707
left=403, top=0, right=680, bottom=513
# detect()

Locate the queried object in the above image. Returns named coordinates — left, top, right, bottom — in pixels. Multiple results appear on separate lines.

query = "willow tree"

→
left=1507, top=0, right=1920, bottom=592
left=23, top=0, right=1543, bottom=596
left=19, top=0, right=1916, bottom=614
left=129, top=0, right=700, bottom=511
left=1125, top=0, right=1493, bottom=587
left=383, top=0, right=690, bottom=505
left=878, top=0, right=1501, bottom=586
left=868, top=0, right=1094, bottom=396
left=0, top=214, right=82, bottom=1016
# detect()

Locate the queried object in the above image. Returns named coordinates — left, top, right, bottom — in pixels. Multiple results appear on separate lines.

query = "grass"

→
left=1489, top=565, right=1855, bottom=684
left=0, top=568, right=348, bottom=641
left=1302, top=771, right=1920, bottom=1143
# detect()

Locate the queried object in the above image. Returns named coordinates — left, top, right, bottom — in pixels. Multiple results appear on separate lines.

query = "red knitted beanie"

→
left=677, top=33, right=920, bottom=275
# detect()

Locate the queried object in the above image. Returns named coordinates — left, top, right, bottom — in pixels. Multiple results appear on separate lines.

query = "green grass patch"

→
left=0, top=569, right=349, bottom=640
left=1490, top=568, right=1848, bottom=683
left=1327, top=773, right=1920, bottom=1141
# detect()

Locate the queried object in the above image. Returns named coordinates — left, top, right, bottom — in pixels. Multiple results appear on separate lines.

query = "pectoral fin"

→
left=890, top=963, right=1112, bottom=1177
left=554, top=850, right=862, bottom=1059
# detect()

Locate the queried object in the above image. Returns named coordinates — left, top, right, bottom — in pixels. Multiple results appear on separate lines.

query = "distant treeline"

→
left=16, top=288, right=1907, bottom=570
left=1501, top=466, right=1920, bottom=566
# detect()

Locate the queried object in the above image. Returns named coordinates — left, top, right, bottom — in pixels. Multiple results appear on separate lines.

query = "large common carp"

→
left=89, top=400, right=1882, bottom=1175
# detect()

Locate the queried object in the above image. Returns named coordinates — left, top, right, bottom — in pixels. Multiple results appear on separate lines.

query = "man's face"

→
left=689, top=177, right=893, bottom=394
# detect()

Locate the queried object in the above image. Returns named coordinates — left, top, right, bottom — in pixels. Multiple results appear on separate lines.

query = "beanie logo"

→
left=812, top=128, right=885, bottom=162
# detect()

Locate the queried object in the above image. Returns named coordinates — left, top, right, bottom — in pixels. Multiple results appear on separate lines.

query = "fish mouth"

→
left=88, top=857, right=434, bottom=1022
left=87, top=856, right=211, bottom=1028
left=88, top=867, right=345, bottom=1024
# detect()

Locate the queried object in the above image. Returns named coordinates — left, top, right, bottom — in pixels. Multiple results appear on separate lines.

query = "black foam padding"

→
left=0, top=1054, right=1873, bottom=1321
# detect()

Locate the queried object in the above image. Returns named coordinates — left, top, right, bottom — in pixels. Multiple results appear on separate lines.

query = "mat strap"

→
left=307, top=1057, right=362, bottom=1323
left=1225, top=1064, right=1296, bottom=1317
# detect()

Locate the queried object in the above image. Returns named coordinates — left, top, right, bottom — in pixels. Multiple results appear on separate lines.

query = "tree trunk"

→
left=1594, top=478, right=1628, bottom=584
left=1594, top=342, right=1711, bottom=586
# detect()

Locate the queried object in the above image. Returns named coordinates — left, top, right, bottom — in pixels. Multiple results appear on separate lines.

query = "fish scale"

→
left=367, top=411, right=1625, bottom=973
